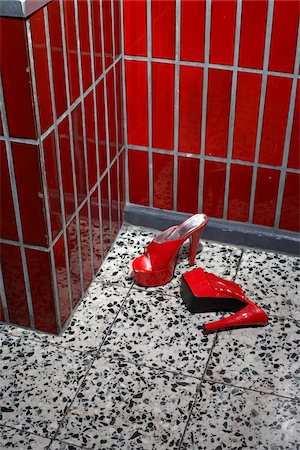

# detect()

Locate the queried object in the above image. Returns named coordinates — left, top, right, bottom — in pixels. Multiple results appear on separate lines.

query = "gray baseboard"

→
left=124, top=204, right=300, bottom=256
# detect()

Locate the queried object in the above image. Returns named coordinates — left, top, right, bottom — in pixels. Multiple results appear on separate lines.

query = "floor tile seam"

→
left=0, top=423, right=53, bottom=444
left=232, top=249, right=245, bottom=281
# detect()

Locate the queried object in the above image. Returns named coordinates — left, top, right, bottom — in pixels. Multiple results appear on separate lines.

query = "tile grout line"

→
left=147, top=0, right=153, bottom=207
left=173, top=0, right=181, bottom=211
left=0, top=261, right=9, bottom=323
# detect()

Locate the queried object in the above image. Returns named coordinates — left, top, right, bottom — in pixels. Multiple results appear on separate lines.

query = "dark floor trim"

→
left=124, top=204, right=300, bottom=256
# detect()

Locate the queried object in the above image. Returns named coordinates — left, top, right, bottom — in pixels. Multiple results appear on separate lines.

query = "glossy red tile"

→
left=238, top=0, right=267, bottom=70
left=63, top=0, right=80, bottom=105
left=90, top=187, right=102, bottom=272
left=66, top=217, right=82, bottom=306
left=84, top=92, right=97, bottom=190
left=116, top=61, right=124, bottom=152
left=124, top=0, right=147, bottom=56
left=128, top=149, right=149, bottom=206
left=96, top=80, right=108, bottom=174
left=153, top=152, right=173, bottom=210
left=0, top=243, right=30, bottom=327
left=177, top=157, right=200, bottom=214
left=26, top=248, right=57, bottom=333
left=118, top=150, right=125, bottom=223
left=203, top=160, right=226, bottom=218
left=113, top=0, right=121, bottom=58
left=269, top=0, right=299, bottom=73
left=106, top=69, right=117, bottom=161
left=180, top=0, right=205, bottom=62
left=47, top=0, right=68, bottom=119
left=152, top=0, right=176, bottom=60
left=227, top=164, right=253, bottom=222
left=58, top=117, right=76, bottom=222
left=100, top=174, right=111, bottom=257
left=178, top=66, right=203, bottom=154
left=210, top=0, right=237, bottom=66
left=205, top=69, right=232, bottom=157
left=0, top=18, right=36, bottom=138
left=253, top=168, right=280, bottom=227
left=12, top=142, right=47, bottom=246
left=279, top=172, right=300, bottom=233
left=110, top=161, right=119, bottom=241
left=259, top=76, right=292, bottom=166
left=91, top=0, right=103, bottom=80
left=72, top=103, right=87, bottom=205
left=53, top=234, right=71, bottom=327
left=152, top=62, right=175, bottom=150
left=43, top=132, right=63, bottom=239
left=102, top=0, right=113, bottom=68
left=77, top=0, right=92, bottom=92
left=125, top=60, right=148, bottom=146
left=79, top=203, right=92, bottom=290
left=0, top=142, right=18, bottom=240
left=288, top=81, right=300, bottom=170
left=232, top=72, right=262, bottom=162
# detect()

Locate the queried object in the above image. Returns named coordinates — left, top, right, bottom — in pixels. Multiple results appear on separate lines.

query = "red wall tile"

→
left=253, top=168, right=280, bottom=227
left=0, top=142, right=18, bottom=240
left=124, top=0, right=147, bottom=56
left=113, top=0, right=121, bottom=58
left=152, top=0, right=176, bottom=60
left=90, top=187, right=102, bottom=272
left=227, top=164, right=253, bottom=222
left=77, top=0, right=92, bottom=92
left=126, top=60, right=148, bottom=147
left=177, top=157, right=200, bottom=214
left=84, top=92, right=97, bottom=190
left=269, top=0, right=299, bottom=74
left=180, top=0, right=205, bottom=62
left=205, top=69, right=232, bottom=157
left=96, top=80, right=108, bottom=174
left=79, top=203, right=92, bottom=290
left=118, top=150, right=125, bottom=223
left=100, top=174, right=111, bottom=257
left=0, top=18, right=36, bottom=138
left=110, top=161, right=119, bottom=241
left=128, top=149, right=149, bottom=206
left=0, top=244, right=30, bottom=327
left=63, top=0, right=80, bottom=105
left=72, top=104, right=87, bottom=205
left=53, top=234, right=71, bottom=327
left=259, top=76, right=292, bottom=166
left=91, top=0, right=103, bottom=80
left=279, top=172, right=300, bottom=233
left=210, top=0, right=237, bottom=66
left=288, top=81, right=300, bottom=170
left=203, top=160, right=226, bottom=218
left=66, top=218, right=82, bottom=307
left=106, top=69, right=117, bottom=161
left=178, top=66, right=203, bottom=154
left=232, top=72, right=262, bottom=162
left=152, top=62, right=175, bottom=150
left=116, top=61, right=124, bottom=152
left=102, top=0, right=113, bottom=68
left=238, top=0, right=268, bottom=70
left=153, top=152, right=173, bottom=210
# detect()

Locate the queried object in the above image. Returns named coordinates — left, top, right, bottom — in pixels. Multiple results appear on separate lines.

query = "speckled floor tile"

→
left=181, top=381, right=300, bottom=450
left=56, top=356, right=198, bottom=450
left=48, top=440, right=84, bottom=450
left=0, top=426, right=51, bottom=449
left=235, top=249, right=300, bottom=320
left=204, top=317, right=300, bottom=398
left=100, top=288, right=218, bottom=376
left=0, top=334, right=92, bottom=438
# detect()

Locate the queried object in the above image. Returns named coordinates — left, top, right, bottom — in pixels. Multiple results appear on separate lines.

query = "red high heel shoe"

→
left=180, top=268, right=268, bottom=333
left=132, top=214, right=208, bottom=287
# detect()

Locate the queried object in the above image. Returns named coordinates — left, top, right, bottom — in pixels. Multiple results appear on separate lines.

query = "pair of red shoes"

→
left=132, top=214, right=268, bottom=333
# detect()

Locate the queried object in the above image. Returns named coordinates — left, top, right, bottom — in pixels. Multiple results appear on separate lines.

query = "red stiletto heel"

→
left=132, top=214, right=208, bottom=287
left=180, top=268, right=268, bottom=333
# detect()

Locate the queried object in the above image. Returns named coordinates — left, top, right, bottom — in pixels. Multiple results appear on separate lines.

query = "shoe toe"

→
left=132, top=254, right=152, bottom=272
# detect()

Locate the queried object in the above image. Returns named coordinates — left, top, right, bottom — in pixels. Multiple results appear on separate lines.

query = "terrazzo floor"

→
left=1, top=223, right=299, bottom=450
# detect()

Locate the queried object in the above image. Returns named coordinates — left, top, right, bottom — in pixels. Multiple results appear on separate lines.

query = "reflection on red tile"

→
left=12, top=142, right=47, bottom=246
left=118, top=150, right=125, bottom=223
left=79, top=203, right=92, bottom=290
left=43, top=132, right=63, bottom=239
left=288, top=81, right=300, bottom=170
left=177, top=157, right=200, bottom=214
left=113, top=0, right=121, bottom=58
left=279, top=172, right=300, bottom=232
left=259, top=76, right=292, bottom=166
left=48, top=0, right=68, bottom=119
left=179, top=66, right=203, bottom=154
left=238, top=0, right=267, bottom=70
left=53, top=234, right=71, bottom=327
left=26, top=248, right=57, bottom=333
left=110, top=161, right=119, bottom=241
left=66, top=217, right=82, bottom=306
left=253, top=168, right=280, bottom=227
left=152, top=63, right=174, bottom=150
left=125, top=60, right=148, bottom=146
left=63, top=0, right=80, bottom=104
left=152, top=0, right=175, bottom=59
left=0, top=142, right=18, bottom=240
left=91, top=0, right=103, bottom=79
left=180, top=0, right=205, bottom=62
left=153, top=153, right=173, bottom=210
left=128, top=149, right=149, bottom=206
left=90, top=187, right=102, bottom=272
left=106, top=69, right=117, bottom=161
left=100, top=174, right=110, bottom=257
left=232, top=72, right=261, bottom=162
left=0, top=18, right=36, bottom=138
left=210, top=0, right=236, bottom=65
left=84, top=92, right=97, bottom=190
left=102, top=0, right=113, bottom=68
left=205, top=69, right=232, bottom=157
left=124, top=0, right=147, bottom=56
left=269, top=0, right=299, bottom=73
left=58, top=117, right=76, bottom=222
left=116, top=61, right=124, bottom=151
left=227, top=164, right=253, bottom=222
left=77, top=0, right=92, bottom=92
left=203, top=160, right=226, bottom=218
left=96, top=80, right=108, bottom=174
left=0, top=244, right=29, bottom=327
left=72, top=104, right=87, bottom=205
